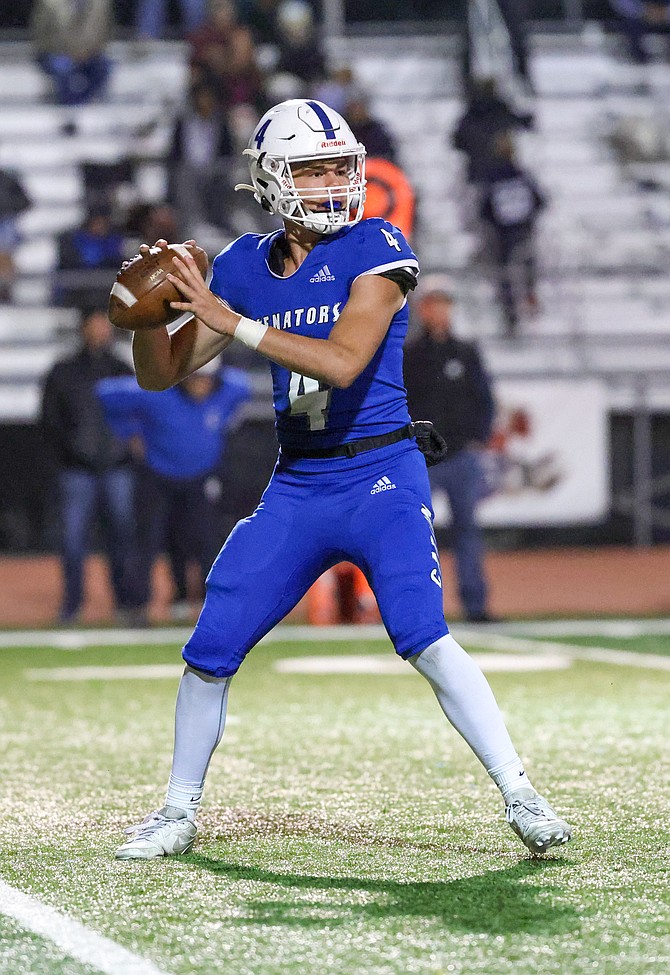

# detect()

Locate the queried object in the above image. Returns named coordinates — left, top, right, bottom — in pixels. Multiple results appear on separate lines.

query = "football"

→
left=108, top=242, right=209, bottom=331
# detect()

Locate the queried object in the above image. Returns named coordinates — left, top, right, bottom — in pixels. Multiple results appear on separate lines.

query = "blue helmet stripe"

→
left=307, top=101, right=337, bottom=141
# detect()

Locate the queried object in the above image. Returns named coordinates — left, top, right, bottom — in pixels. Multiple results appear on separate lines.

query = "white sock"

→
left=165, top=666, right=231, bottom=820
left=410, top=634, right=533, bottom=802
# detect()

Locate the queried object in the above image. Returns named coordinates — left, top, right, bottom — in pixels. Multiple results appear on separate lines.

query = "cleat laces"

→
left=124, top=811, right=171, bottom=839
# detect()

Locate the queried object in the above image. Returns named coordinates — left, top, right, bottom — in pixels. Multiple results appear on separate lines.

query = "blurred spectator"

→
left=135, top=0, right=207, bottom=39
left=97, top=363, right=251, bottom=620
left=238, top=0, right=281, bottom=44
left=40, top=308, right=141, bottom=624
left=452, top=0, right=533, bottom=93
left=313, top=65, right=357, bottom=115
left=168, top=83, right=234, bottom=169
left=0, top=167, right=31, bottom=303
left=124, top=202, right=181, bottom=253
left=452, top=77, right=533, bottom=186
left=363, top=157, right=415, bottom=240
left=189, top=0, right=267, bottom=113
left=479, top=133, right=546, bottom=337
left=404, top=277, right=497, bottom=623
left=345, top=93, right=397, bottom=162
left=609, top=0, right=670, bottom=63
left=54, top=203, right=125, bottom=308
left=166, top=83, right=235, bottom=234
left=31, top=0, right=113, bottom=106
left=273, top=0, right=325, bottom=85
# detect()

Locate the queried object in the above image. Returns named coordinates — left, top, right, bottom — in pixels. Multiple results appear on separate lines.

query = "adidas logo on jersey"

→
left=309, top=265, right=335, bottom=283
left=370, top=476, right=397, bottom=495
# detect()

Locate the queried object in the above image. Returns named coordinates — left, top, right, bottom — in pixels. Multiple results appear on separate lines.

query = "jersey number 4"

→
left=289, top=372, right=332, bottom=431
left=381, top=227, right=401, bottom=251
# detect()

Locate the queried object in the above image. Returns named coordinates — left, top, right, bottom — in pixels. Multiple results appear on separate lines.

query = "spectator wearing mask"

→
left=97, top=363, right=251, bottom=619
left=480, top=132, right=546, bottom=337
left=40, top=308, right=142, bottom=624
left=31, top=0, right=113, bottom=106
left=404, top=277, right=497, bottom=624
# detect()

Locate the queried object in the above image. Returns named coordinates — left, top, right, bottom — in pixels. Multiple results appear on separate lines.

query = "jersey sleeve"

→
left=209, top=234, right=261, bottom=311
left=351, top=218, right=419, bottom=286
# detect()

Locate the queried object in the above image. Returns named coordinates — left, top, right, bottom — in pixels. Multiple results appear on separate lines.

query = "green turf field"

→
left=1, top=629, right=669, bottom=975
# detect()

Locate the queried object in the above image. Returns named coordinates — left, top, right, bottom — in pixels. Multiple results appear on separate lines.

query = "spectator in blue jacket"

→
left=97, top=362, right=251, bottom=618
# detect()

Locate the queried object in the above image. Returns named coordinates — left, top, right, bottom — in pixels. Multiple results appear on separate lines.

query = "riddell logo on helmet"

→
left=320, top=140, right=347, bottom=148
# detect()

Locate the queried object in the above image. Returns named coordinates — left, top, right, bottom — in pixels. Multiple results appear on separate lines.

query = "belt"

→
left=280, top=423, right=415, bottom=460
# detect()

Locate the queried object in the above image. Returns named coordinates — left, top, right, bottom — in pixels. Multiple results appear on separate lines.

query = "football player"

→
left=116, top=99, right=571, bottom=859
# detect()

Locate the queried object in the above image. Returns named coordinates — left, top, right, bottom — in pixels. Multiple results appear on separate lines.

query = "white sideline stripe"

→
left=0, top=624, right=389, bottom=650
left=25, top=664, right=185, bottom=681
left=455, top=630, right=670, bottom=671
left=109, top=282, right=137, bottom=307
left=2, top=623, right=670, bottom=669
left=23, top=655, right=570, bottom=680
left=274, top=653, right=570, bottom=675
left=480, top=618, right=670, bottom=638
left=2, top=619, right=669, bottom=651
left=0, top=880, right=172, bottom=975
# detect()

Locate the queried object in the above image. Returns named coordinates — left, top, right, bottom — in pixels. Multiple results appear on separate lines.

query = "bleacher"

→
left=1, top=29, right=669, bottom=423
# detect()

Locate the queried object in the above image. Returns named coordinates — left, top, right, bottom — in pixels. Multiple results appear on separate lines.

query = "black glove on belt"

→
left=411, top=420, right=450, bottom=468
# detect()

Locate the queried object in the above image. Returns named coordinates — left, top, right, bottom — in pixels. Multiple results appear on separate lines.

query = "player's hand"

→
left=137, top=238, right=196, bottom=256
left=167, top=252, right=238, bottom=337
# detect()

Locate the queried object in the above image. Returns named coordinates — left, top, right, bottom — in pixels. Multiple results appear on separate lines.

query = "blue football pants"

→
left=183, top=442, right=449, bottom=677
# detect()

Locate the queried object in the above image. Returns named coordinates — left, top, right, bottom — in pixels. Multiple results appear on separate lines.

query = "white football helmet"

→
left=235, top=99, right=366, bottom=235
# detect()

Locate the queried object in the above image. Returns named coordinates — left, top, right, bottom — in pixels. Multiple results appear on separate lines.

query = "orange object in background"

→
left=363, top=157, right=416, bottom=240
left=306, top=563, right=381, bottom=625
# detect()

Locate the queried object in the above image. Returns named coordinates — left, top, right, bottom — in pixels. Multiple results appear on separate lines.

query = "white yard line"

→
left=455, top=630, right=670, bottom=671
left=3, top=622, right=670, bottom=671
left=483, top=619, right=670, bottom=638
left=274, top=653, right=571, bottom=675
left=0, top=880, right=172, bottom=975
left=0, top=624, right=388, bottom=650
left=25, top=664, right=187, bottom=682
left=1, top=618, right=669, bottom=652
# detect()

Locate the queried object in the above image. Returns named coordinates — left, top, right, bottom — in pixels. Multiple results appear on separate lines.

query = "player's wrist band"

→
left=234, top=316, right=268, bottom=350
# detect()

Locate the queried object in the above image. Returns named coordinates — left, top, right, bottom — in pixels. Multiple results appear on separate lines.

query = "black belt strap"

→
left=281, top=423, right=415, bottom=460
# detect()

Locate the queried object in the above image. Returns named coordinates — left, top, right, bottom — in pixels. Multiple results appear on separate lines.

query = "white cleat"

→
left=505, top=788, right=572, bottom=855
left=115, top=805, right=197, bottom=860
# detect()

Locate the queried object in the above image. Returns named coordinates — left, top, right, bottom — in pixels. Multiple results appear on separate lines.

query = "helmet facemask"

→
left=235, top=99, right=367, bottom=236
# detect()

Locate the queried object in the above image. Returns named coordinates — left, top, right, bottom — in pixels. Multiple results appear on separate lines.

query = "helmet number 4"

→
left=289, top=372, right=332, bottom=431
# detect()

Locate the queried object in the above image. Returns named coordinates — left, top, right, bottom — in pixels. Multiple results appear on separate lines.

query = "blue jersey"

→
left=209, top=218, right=418, bottom=458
